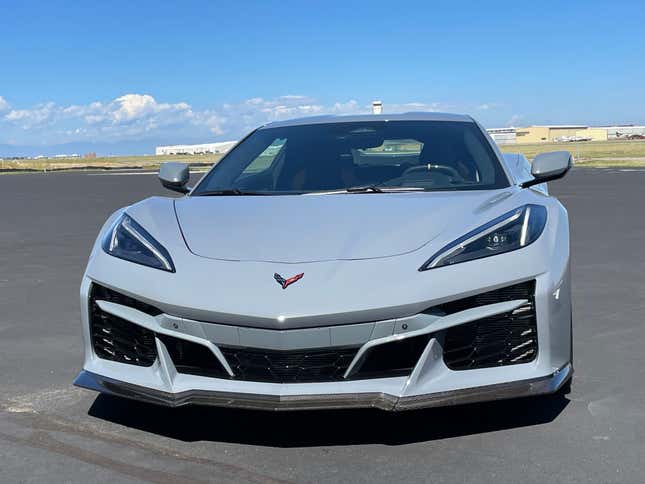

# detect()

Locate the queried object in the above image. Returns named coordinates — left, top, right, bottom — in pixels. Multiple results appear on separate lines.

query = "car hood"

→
left=174, top=191, right=512, bottom=263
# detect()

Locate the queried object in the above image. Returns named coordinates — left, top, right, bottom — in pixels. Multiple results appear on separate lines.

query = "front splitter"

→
left=74, top=364, right=571, bottom=412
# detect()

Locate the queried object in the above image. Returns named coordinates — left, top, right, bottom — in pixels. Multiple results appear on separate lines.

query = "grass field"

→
left=2, top=139, right=645, bottom=173
left=499, top=139, right=645, bottom=167
left=0, top=153, right=224, bottom=173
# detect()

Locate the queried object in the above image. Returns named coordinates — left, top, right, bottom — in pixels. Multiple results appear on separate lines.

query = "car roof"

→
left=260, top=112, right=473, bottom=129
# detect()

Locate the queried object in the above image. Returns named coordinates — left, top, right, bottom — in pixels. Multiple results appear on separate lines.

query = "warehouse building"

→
left=155, top=141, right=237, bottom=156
left=602, top=126, right=645, bottom=139
left=515, top=125, right=588, bottom=143
left=487, top=127, right=517, bottom=145
left=488, top=124, right=645, bottom=145
left=580, top=128, right=609, bottom=142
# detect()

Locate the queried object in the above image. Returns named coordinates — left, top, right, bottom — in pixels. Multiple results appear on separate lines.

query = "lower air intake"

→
left=441, top=281, right=538, bottom=370
left=89, top=286, right=157, bottom=366
left=349, top=334, right=431, bottom=379
left=157, top=334, right=229, bottom=378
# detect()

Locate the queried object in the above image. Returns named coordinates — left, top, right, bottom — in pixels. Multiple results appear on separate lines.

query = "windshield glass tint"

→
left=192, top=121, right=509, bottom=195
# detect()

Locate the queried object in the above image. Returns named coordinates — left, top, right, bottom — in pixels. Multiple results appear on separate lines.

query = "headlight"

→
left=102, top=214, right=175, bottom=272
left=419, top=204, right=547, bottom=271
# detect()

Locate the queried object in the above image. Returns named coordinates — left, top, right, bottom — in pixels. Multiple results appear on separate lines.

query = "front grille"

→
left=89, top=286, right=157, bottom=366
left=220, top=346, right=359, bottom=383
left=441, top=281, right=537, bottom=370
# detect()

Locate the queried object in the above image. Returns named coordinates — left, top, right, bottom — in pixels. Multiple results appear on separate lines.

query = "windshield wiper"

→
left=344, top=185, right=426, bottom=193
left=194, top=189, right=269, bottom=196
left=345, top=185, right=384, bottom=193
left=305, top=186, right=426, bottom=195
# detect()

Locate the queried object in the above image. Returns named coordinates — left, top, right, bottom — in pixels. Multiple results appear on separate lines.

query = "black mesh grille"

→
left=433, top=281, right=535, bottom=315
left=220, top=346, right=359, bottom=383
left=157, top=334, right=229, bottom=378
left=89, top=286, right=157, bottom=366
left=441, top=281, right=537, bottom=370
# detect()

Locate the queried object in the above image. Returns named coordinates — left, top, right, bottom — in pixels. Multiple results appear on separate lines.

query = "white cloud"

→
left=388, top=101, right=444, bottom=112
left=0, top=96, right=9, bottom=112
left=109, top=94, right=191, bottom=124
left=477, top=102, right=506, bottom=111
left=330, top=100, right=362, bottom=113
left=507, top=114, right=524, bottom=127
left=5, top=102, right=56, bottom=128
left=0, top=94, right=452, bottom=146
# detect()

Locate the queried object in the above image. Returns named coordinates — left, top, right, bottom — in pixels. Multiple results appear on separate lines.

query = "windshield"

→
left=192, top=121, right=509, bottom=195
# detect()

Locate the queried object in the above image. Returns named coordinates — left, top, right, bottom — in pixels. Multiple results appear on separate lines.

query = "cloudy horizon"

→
left=2, top=92, right=642, bottom=157
left=0, top=93, right=500, bottom=156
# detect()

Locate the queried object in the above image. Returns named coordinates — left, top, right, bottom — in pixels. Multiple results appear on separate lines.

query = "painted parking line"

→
left=87, top=172, right=157, bottom=175
left=88, top=170, right=209, bottom=176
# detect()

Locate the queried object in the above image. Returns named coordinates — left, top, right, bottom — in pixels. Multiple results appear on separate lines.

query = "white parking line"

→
left=88, top=170, right=208, bottom=176
left=87, top=172, right=157, bottom=176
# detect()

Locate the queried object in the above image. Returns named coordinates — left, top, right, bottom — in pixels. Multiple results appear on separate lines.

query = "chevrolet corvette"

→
left=74, top=112, right=573, bottom=411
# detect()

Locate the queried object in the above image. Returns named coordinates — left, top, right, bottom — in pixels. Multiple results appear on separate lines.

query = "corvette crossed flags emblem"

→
left=274, top=272, right=304, bottom=290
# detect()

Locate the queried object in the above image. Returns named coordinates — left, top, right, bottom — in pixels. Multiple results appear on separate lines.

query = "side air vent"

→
left=440, top=281, right=537, bottom=370
left=432, top=280, right=535, bottom=315
left=89, top=285, right=157, bottom=366
left=91, top=283, right=162, bottom=316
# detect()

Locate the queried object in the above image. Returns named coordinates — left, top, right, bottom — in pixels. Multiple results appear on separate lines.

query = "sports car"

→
left=74, top=112, right=573, bottom=411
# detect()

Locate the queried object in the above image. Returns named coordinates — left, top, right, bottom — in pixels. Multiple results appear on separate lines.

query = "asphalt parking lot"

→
left=1, top=168, right=644, bottom=483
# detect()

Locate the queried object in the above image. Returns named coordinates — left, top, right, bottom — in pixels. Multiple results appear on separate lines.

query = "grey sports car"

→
left=74, top=112, right=573, bottom=411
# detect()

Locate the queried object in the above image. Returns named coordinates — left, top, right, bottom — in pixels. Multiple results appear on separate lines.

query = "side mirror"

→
left=159, top=162, right=190, bottom=193
left=521, top=151, right=572, bottom=188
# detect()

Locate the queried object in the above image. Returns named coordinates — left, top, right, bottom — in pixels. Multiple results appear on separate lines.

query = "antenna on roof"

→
left=372, top=100, right=382, bottom=115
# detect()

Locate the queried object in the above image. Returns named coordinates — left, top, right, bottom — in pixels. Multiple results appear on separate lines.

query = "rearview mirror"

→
left=521, top=151, right=572, bottom=188
left=159, top=162, right=190, bottom=193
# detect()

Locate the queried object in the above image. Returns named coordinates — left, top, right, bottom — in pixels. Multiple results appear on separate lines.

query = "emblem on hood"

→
left=274, top=272, right=304, bottom=290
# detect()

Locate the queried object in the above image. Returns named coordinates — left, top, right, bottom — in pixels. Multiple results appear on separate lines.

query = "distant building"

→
left=515, top=126, right=588, bottom=143
left=600, top=126, right=645, bottom=139
left=578, top=128, right=608, bottom=142
left=512, top=125, right=645, bottom=143
left=487, top=127, right=517, bottom=145
left=155, top=141, right=237, bottom=156
left=488, top=125, right=614, bottom=144
left=53, top=153, right=80, bottom=158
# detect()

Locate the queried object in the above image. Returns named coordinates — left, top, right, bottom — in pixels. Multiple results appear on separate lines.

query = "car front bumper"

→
left=75, top=265, right=572, bottom=411
left=74, top=364, right=571, bottom=411
left=76, top=196, right=572, bottom=411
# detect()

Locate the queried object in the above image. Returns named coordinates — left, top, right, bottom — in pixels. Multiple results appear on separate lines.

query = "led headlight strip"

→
left=419, top=204, right=547, bottom=271
left=102, top=214, right=175, bottom=272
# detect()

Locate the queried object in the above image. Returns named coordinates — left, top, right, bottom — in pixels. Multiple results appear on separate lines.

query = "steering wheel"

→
left=402, top=163, right=462, bottom=179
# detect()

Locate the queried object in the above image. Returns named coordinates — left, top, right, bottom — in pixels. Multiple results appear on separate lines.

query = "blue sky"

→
left=1, top=0, right=644, bottom=155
